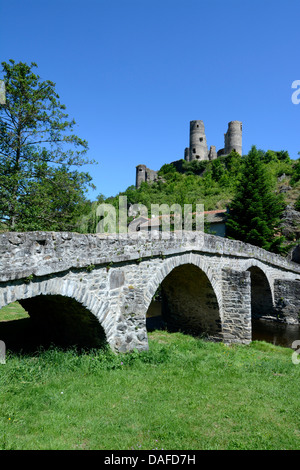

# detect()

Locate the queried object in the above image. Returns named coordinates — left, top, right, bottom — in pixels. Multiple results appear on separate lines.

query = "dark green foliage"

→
left=290, top=154, right=300, bottom=185
left=158, top=162, right=178, bottom=175
left=294, top=194, right=300, bottom=211
left=211, top=158, right=226, bottom=181
left=0, top=60, right=94, bottom=231
left=226, top=146, right=286, bottom=253
left=181, top=159, right=208, bottom=176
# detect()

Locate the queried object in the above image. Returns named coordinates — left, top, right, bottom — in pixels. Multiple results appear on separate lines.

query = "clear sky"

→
left=1, top=0, right=300, bottom=200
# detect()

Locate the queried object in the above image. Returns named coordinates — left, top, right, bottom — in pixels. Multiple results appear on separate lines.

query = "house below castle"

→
left=128, top=209, right=228, bottom=237
left=136, top=119, right=242, bottom=188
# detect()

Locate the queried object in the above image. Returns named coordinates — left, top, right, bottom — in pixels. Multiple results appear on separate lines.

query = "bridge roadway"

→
left=0, top=231, right=300, bottom=352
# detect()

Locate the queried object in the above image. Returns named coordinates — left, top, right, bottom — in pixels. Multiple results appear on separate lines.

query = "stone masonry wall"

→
left=274, top=279, right=300, bottom=324
left=221, top=269, right=252, bottom=344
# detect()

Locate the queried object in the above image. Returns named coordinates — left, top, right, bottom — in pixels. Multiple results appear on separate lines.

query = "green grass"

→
left=1, top=328, right=300, bottom=450
left=0, top=302, right=29, bottom=321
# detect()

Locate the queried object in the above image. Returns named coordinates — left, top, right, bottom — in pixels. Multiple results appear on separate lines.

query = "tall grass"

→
left=1, top=331, right=300, bottom=450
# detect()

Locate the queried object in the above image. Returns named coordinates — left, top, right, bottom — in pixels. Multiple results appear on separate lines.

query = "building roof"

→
left=203, top=209, right=227, bottom=223
left=136, top=209, right=227, bottom=230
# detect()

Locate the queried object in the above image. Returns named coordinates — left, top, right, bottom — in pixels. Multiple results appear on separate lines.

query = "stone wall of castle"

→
left=136, top=119, right=242, bottom=187
left=136, top=164, right=159, bottom=189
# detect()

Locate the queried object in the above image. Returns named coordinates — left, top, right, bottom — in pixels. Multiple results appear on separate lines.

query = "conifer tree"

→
left=226, top=145, right=285, bottom=253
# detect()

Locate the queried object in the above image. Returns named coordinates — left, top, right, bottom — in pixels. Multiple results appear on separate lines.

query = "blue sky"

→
left=1, top=0, right=300, bottom=199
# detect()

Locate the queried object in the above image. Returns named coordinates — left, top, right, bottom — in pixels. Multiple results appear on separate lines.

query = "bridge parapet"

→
left=1, top=231, right=300, bottom=283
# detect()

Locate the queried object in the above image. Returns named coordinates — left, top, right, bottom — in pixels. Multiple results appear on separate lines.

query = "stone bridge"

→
left=1, top=231, right=300, bottom=352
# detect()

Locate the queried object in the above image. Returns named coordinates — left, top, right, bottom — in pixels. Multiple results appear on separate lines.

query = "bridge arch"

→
left=0, top=277, right=110, bottom=349
left=144, top=254, right=222, bottom=338
left=241, top=259, right=275, bottom=304
left=246, top=265, right=275, bottom=320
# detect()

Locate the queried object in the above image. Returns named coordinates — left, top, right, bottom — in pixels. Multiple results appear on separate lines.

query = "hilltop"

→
left=78, top=149, right=300, bottom=245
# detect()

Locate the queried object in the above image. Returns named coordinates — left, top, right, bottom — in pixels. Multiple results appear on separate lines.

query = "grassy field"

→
left=0, top=303, right=300, bottom=450
left=0, top=302, right=29, bottom=321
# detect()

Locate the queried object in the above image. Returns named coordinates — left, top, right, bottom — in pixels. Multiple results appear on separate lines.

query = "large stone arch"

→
left=143, top=254, right=222, bottom=338
left=0, top=276, right=111, bottom=349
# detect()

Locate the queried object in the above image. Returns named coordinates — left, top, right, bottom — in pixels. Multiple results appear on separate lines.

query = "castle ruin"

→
left=136, top=120, right=242, bottom=188
left=135, top=165, right=159, bottom=190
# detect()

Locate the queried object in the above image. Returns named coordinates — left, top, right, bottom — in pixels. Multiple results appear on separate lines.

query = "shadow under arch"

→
left=146, top=261, right=222, bottom=339
left=0, top=295, right=107, bottom=353
left=247, top=266, right=274, bottom=320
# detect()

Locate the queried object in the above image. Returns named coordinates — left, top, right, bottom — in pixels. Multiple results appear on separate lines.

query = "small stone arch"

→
left=246, top=264, right=275, bottom=319
left=240, top=259, right=275, bottom=303
left=0, top=276, right=110, bottom=350
left=144, top=254, right=222, bottom=338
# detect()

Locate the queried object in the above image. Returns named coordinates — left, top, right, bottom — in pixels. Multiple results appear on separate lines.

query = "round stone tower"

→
left=136, top=164, right=147, bottom=189
left=189, top=120, right=209, bottom=161
left=224, top=121, right=242, bottom=156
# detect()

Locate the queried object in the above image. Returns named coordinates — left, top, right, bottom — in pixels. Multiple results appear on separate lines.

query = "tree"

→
left=211, top=158, right=225, bottom=182
left=16, top=166, right=93, bottom=231
left=226, top=145, right=286, bottom=253
left=290, top=154, right=300, bottom=185
left=0, top=60, right=95, bottom=231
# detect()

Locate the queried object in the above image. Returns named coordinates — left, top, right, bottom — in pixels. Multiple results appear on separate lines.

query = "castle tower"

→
left=208, top=145, right=217, bottom=161
left=224, top=121, right=242, bottom=156
left=136, top=164, right=147, bottom=189
left=188, top=120, right=209, bottom=161
left=136, top=164, right=158, bottom=188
